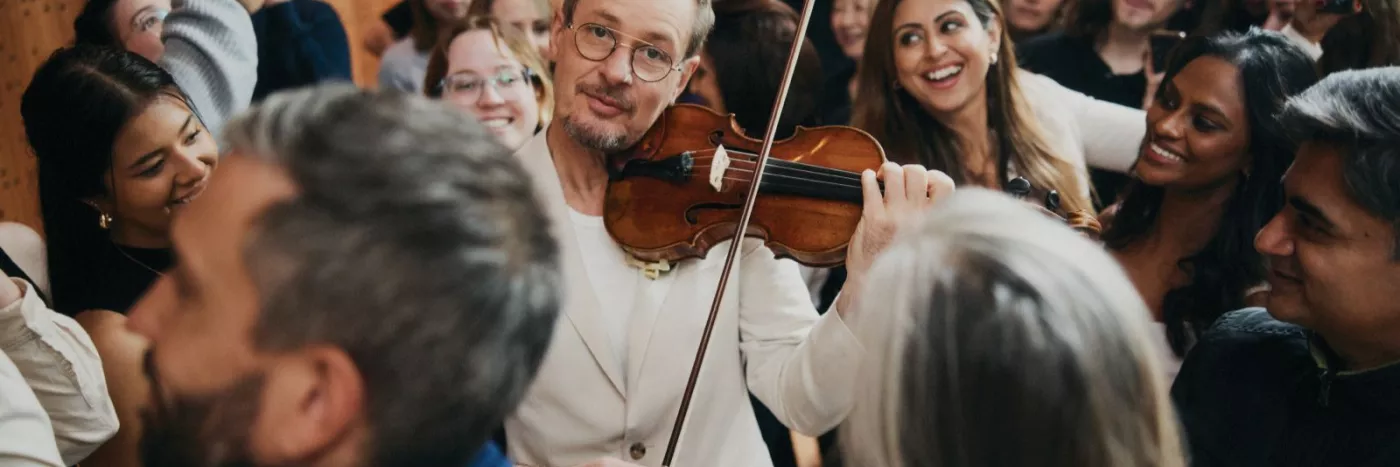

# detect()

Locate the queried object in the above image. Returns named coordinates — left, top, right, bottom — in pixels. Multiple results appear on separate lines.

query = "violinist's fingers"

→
left=926, top=170, right=956, bottom=208
left=879, top=162, right=904, bottom=212
left=860, top=168, right=883, bottom=219
left=901, top=164, right=927, bottom=205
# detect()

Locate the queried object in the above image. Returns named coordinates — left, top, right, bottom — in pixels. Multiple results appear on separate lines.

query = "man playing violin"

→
left=505, top=0, right=953, bottom=465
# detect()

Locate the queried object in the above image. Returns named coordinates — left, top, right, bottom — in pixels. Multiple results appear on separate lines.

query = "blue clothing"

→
left=468, top=441, right=510, bottom=467
left=249, top=0, right=352, bottom=101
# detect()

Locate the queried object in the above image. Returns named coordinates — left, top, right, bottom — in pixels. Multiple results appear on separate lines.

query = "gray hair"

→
left=561, top=0, right=716, bottom=59
left=220, top=84, right=560, bottom=466
left=1277, top=66, right=1400, bottom=259
left=841, top=189, right=1184, bottom=467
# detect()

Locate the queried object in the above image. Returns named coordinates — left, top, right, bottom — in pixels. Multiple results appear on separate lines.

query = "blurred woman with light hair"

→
left=841, top=188, right=1185, bottom=467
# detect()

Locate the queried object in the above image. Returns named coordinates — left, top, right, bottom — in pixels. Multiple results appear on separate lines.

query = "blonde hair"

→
left=852, top=0, right=1090, bottom=214
left=842, top=188, right=1185, bottom=467
left=424, top=15, right=555, bottom=124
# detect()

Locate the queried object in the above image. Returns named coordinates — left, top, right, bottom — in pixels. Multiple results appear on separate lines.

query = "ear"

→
left=252, top=347, right=365, bottom=464
left=674, top=55, right=702, bottom=103
left=551, top=8, right=568, bottom=55
left=987, top=18, right=1003, bottom=59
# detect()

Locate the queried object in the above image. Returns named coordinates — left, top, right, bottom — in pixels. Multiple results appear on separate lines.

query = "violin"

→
left=604, top=1, right=1100, bottom=463
left=604, top=103, right=884, bottom=268
left=603, top=105, right=1102, bottom=268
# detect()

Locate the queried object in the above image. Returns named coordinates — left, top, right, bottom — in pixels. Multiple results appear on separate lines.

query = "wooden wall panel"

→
left=0, top=0, right=399, bottom=234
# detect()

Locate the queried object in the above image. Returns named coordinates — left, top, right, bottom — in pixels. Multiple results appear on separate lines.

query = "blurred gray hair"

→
left=221, top=84, right=560, bottom=466
left=841, top=189, right=1184, bottom=467
left=1277, top=66, right=1400, bottom=259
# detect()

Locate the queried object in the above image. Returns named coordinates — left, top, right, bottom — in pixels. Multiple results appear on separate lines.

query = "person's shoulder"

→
left=1204, top=308, right=1307, bottom=340
left=1184, top=308, right=1310, bottom=367
left=292, top=0, right=342, bottom=19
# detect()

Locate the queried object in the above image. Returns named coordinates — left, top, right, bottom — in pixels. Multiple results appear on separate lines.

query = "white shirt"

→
left=0, top=278, right=119, bottom=465
left=1281, top=23, right=1325, bottom=60
left=0, top=351, right=62, bottom=466
left=378, top=37, right=431, bottom=94
left=568, top=209, right=640, bottom=379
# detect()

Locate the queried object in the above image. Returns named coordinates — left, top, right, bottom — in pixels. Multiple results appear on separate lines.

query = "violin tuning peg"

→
left=1006, top=177, right=1032, bottom=199
left=1045, top=190, right=1061, bottom=212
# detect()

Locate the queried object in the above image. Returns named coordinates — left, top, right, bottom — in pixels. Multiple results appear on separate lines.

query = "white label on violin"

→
left=710, top=145, right=731, bottom=192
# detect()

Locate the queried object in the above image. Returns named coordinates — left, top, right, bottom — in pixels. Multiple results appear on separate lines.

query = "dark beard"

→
left=139, top=350, right=266, bottom=467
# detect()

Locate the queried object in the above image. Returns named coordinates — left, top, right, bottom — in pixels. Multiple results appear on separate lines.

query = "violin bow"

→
left=659, top=0, right=818, bottom=464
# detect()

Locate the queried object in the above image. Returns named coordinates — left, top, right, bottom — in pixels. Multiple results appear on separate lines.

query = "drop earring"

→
left=98, top=212, right=112, bottom=230
left=990, top=52, right=999, bottom=65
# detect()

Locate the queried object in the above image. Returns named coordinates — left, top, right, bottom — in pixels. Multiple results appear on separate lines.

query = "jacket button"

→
left=629, top=442, right=647, bottom=460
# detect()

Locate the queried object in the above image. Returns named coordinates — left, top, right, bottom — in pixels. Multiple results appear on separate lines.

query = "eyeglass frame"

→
left=435, top=67, right=537, bottom=101
left=565, top=22, right=686, bottom=82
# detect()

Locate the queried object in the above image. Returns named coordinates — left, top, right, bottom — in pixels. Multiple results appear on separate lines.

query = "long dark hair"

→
left=73, top=0, right=123, bottom=47
left=20, top=45, right=188, bottom=315
left=707, top=0, right=824, bottom=138
left=852, top=0, right=1091, bottom=214
left=1101, top=29, right=1318, bottom=355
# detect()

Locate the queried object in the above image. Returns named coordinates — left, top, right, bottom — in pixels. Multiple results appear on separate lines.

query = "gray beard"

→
left=561, top=115, right=633, bottom=153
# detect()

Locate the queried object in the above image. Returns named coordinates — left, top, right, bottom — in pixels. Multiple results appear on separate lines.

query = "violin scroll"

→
left=1005, top=177, right=1102, bottom=241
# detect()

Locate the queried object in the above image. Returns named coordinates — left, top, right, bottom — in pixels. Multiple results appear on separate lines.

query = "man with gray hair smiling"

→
left=121, top=83, right=561, bottom=467
left=1171, top=67, right=1400, bottom=466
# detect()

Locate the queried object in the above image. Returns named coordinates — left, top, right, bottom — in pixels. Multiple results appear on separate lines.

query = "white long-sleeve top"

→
left=0, top=279, right=119, bottom=465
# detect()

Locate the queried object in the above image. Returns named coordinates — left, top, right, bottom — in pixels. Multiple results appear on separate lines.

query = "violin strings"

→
left=688, top=153, right=864, bottom=181
left=692, top=164, right=865, bottom=190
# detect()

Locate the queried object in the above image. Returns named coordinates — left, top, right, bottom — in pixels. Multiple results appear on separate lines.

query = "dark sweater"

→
left=250, top=0, right=352, bottom=101
left=1171, top=308, right=1400, bottom=467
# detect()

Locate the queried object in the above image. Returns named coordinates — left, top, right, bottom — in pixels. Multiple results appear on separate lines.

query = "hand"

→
left=837, top=162, right=955, bottom=314
left=569, top=458, right=647, bottom=467
left=0, top=277, right=20, bottom=309
left=1141, top=46, right=1165, bottom=111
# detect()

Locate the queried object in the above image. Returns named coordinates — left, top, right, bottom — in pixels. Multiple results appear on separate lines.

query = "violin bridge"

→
left=709, top=145, right=731, bottom=192
left=625, top=255, right=673, bottom=280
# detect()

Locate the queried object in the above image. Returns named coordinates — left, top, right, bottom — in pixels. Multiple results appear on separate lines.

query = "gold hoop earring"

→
left=98, top=212, right=112, bottom=230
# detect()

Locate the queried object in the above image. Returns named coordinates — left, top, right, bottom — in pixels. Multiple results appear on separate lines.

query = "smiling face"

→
left=1135, top=56, right=1251, bottom=191
left=549, top=0, right=699, bottom=153
left=832, top=0, right=875, bottom=60
left=111, top=0, right=172, bottom=61
left=443, top=30, right=542, bottom=150
left=1111, top=0, right=1181, bottom=31
left=1255, top=142, right=1400, bottom=361
left=97, top=95, right=217, bottom=248
left=890, top=0, right=1001, bottom=117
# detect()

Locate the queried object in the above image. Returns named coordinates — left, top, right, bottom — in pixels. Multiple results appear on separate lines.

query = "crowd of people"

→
left=2, top=0, right=1399, bottom=466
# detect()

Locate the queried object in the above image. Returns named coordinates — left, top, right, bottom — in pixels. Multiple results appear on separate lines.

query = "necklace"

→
left=113, top=244, right=165, bottom=277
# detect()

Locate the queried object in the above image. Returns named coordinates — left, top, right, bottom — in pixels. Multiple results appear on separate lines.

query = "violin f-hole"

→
left=708, top=130, right=725, bottom=147
left=684, top=202, right=743, bottom=224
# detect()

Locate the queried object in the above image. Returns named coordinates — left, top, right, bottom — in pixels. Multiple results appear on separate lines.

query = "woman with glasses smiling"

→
left=425, top=15, right=555, bottom=151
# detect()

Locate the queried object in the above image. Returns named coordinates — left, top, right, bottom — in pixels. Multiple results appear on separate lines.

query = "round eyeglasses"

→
left=567, top=22, right=683, bottom=82
left=437, top=68, right=534, bottom=101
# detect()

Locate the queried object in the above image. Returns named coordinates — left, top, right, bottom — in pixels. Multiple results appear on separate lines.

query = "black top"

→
left=1017, top=31, right=1142, bottom=207
left=55, top=242, right=170, bottom=316
left=820, top=59, right=856, bottom=126
left=251, top=0, right=353, bottom=101
left=1172, top=308, right=1400, bottom=467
